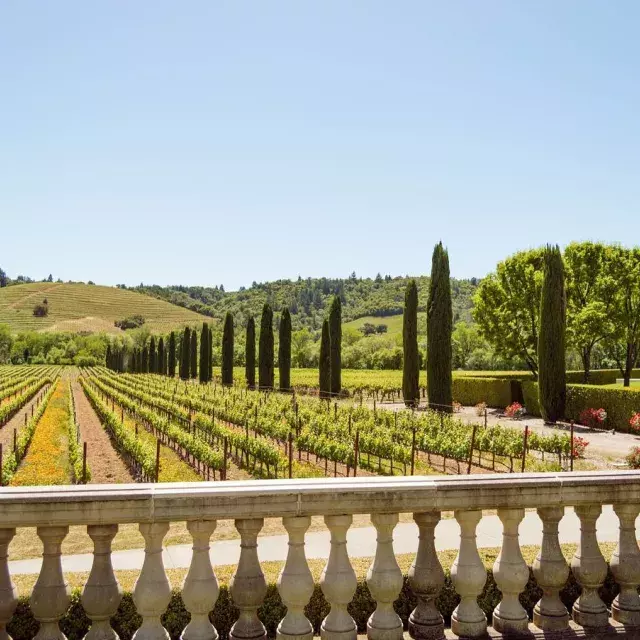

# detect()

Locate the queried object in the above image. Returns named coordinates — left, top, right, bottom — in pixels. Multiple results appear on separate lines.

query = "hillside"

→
left=0, top=282, right=209, bottom=334
left=135, top=275, right=478, bottom=330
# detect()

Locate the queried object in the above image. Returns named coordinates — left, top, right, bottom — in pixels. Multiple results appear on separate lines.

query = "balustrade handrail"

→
left=1, top=470, right=639, bottom=527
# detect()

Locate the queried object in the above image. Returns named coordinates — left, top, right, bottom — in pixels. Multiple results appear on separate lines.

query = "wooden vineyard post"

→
left=570, top=421, right=575, bottom=471
left=155, top=440, right=161, bottom=482
left=521, top=425, right=529, bottom=473
left=82, top=442, right=87, bottom=484
left=13, top=429, right=17, bottom=458
left=411, top=427, right=416, bottom=476
left=0, top=443, right=3, bottom=486
left=24, top=414, right=27, bottom=427
left=467, top=424, right=477, bottom=474
left=288, top=432, right=293, bottom=479
left=484, top=408, right=488, bottom=428
left=354, top=430, right=360, bottom=477
left=223, top=437, right=228, bottom=481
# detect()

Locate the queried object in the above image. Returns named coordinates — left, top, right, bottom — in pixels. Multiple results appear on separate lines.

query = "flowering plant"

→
left=630, top=413, right=640, bottom=432
left=505, top=402, right=526, bottom=419
left=627, top=447, right=640, bottom=469
left=475, top=402, right=487, bottom=417
left=452, top=401, right=462, bottom=413
left=579, top=408, right=607, bottom=429
left=572, top=436, right=589, bottom=459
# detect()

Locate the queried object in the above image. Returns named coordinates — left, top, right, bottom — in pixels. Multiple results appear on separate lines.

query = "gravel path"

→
left=71, top=380, right=134, bottom=484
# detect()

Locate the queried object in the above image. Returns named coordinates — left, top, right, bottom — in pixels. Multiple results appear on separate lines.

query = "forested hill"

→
left=133, top=275, right=479, bottom=330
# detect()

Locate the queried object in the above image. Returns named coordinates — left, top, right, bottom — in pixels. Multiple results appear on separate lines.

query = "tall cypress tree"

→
left=158, top=337, right=165, bottom=376
left=402, top=279, right=420, bottom=407
left=149, top=337, right=157, bottom=373
left=329, top=296, right=342, bottom=395
left=180, top=328, right=190, bottom=380
left=246, top=316, right=256, bottom=389
left=208, top=324, right=213, bottom=382
left=319, top=319, right=331, bottom=399
left=105, top=345, right=112, bottom=369
left=427, top=242, right=453, bottom=412
left=538, top=245, right=567, bottom=423
left=279, top=308, right=292, bottom=391
left=190, top=329, right=198, bottom=379
left=222, top=313, right=234, bottom=385
left=199, top=323, right=209, bottom=383
left=168, top=332, right=176, bottom=378
left=142, top=346, right=149, bottom=373
left=259, top=304, right=274, bottom=390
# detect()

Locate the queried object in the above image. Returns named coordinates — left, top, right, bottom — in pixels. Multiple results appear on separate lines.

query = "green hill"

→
left=0, top=282, right=209, bottom=334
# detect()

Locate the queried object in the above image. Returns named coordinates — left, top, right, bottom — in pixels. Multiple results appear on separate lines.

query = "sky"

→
left=1, top=1, right=639, bottom=291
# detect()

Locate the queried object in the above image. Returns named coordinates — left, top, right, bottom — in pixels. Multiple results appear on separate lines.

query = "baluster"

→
left=30, top=526, right=71, bottom=640
left=532, top=506, right=569, bottom=631
left=571, top=505, right=608, bottom=628
left=366, top=513, right=403, bottom=640
left=182, top=520, right=219, bottom=640
left=0, top=529, right=17, bottom=640
left=408, top=513, right=444, bottom=640
left=277, top=516, right=314, bottom=640
left=492, top=508, right=528, bottom=633
left=230, top=519, right=267, bottom=640
left=132, top=523, right=171, bottom=640
left=450, top=510, right=486, bottom=638
left=320, top=515, right=357, bottom=640
left=611, top=503, right=640, bottom=626
left=82, top=524, right=122, bottom=640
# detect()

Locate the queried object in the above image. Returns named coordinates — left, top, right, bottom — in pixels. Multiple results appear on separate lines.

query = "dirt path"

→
left=0, top=385, right=52, bottom=454
left=71, top=381, right=134, bottom=484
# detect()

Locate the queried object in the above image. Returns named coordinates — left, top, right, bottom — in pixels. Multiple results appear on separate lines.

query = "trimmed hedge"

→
left=452, top=377, right=513, bottom=408
left=522, top=382, right=640, bottom=433
left=7, top=567, right=619, bottom=640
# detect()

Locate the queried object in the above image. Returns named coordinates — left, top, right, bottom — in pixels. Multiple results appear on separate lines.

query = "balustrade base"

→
left=408, top=617, right=446, bottom=640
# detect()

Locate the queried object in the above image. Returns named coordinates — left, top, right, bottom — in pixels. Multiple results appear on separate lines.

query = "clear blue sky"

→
left=1, top=1, right=638, bottom=290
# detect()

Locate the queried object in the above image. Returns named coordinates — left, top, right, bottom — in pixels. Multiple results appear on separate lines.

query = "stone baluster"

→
left=611, top=504, right=640, bottom=626
left=366, top=513, right=403, bottom=640
left=320, top=515, right=357, bottom=640
left=132, top=523, right=171, bottom=640
left=277, top=516, right=314, bottom=640
left=571, top=505, right=608, bottom=628
left=492, top=508, right=529, bottom=634
left=532, top=506, right=569, bottom=630
left=30, top=526, right=71, bottom=640
left=182, top=520, right=219, bottom=640
left=408, top=513, right=444, bottom=640
left=82, top=524, right=122, bottom=640
left=230, top=519, right=267, bottom=640
left=0, top=529, right=17, bottom=640
left=450, top=510, right=487, bottom=638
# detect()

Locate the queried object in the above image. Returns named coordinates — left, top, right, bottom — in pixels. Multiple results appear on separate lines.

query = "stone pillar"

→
left=320, top=515, right=357, bottom=640
left=611, top=504, right=640, bottom=626
left=132, top=523, right=172, bottom=640
left=277, top=516, right=314, bottom=640
left=366, top=513, right=403, bottom=640
left=450, top=510, right=486, bottom=638
left=181, top=520, right=219, bottom=640
left=0, top=529, right=17, bottom=640
left=408, top=513, right=444, bottom=640
left=82, top=524, right=122, bottom=640
left=30, top=526, right=71, bottom=640
left=230, top=519, right=267, bottom=640
left=492, top=508, right=529, bottom=634
left=571, top=505, right=608, bottom=628
left=532, top=506, right=569, bottom=631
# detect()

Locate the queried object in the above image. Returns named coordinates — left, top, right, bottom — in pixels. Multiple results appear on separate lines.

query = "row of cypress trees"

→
left=318, top=296, right=342, bottom=398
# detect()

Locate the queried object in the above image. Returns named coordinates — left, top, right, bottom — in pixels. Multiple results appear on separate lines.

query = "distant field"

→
left=0, top=283, right=209, bottom=334
left=343, top=313, right=426, bottom=337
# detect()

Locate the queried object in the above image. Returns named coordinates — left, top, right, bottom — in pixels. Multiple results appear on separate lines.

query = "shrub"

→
left=452, top=401, right=462, bottom=413
left=630, top=413, right=640, bottom=432
left=114, top=315, right=145, bottom=330
left=567, top=385, right=640, bottom=433
left=572, top=436, right=589, bottom=459
left=32, top=300, right=49, bottom=317
left=451, top=377, right=512, bottom=408
left=475, top=402, right=487, bottom=417
left=626, top=447, right=640, bottom=468
left=505, top=402, right=526, bottom=419
left=578, top=408, right=607, bottom=429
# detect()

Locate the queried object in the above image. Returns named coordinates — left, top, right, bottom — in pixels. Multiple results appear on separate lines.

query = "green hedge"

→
left=522, top=382, right=640, bottom=433
left=7, top=567, right=620, bottom=640
left=452, top=377, right=513, bottom=408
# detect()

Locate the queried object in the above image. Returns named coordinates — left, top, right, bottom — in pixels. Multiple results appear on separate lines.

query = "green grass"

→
left=0, top=283, right=209, bottom=334
left=343, top=313, right=426, bottom=337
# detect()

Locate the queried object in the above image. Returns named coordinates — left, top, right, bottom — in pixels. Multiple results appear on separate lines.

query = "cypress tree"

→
left=190, top=329, right=198, bottom=379
left=329, top=296, right=342, bottom=395
left=246, top=316, right=256, bottom=389
left=149, top=336, right=156, bottom=373
left=130, top=349, right=137, bottom=373
left=208, top=324, right=213, bottom=382
left=168, top=331, right=176, bottom=378
left=279, top=308, right=292, bottom=391
left=136, top=349, right=141, bottom=373
left=538, top=245, right=567, bottom=423
left=105, top=345, right=111, bottom=369
left=199, top=323, right=209, bottom=384
left=426, top=242, right=453, bottom=412
left=222, top=313, right=234, bottom=385
left=142, top=346, right=149, bottom=373
left=259, top=304, right=274, bottom=390
left=402, top=279, right=420, bottom=407
left=319, top=319, right=331, bottom=399
left=158, top=337, right=165, bottom=376
left=180, top=328, right=190, bottom=380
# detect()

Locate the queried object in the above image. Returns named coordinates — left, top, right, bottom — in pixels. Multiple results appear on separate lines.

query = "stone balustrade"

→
left=1, top=471, right=640, bottom=639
